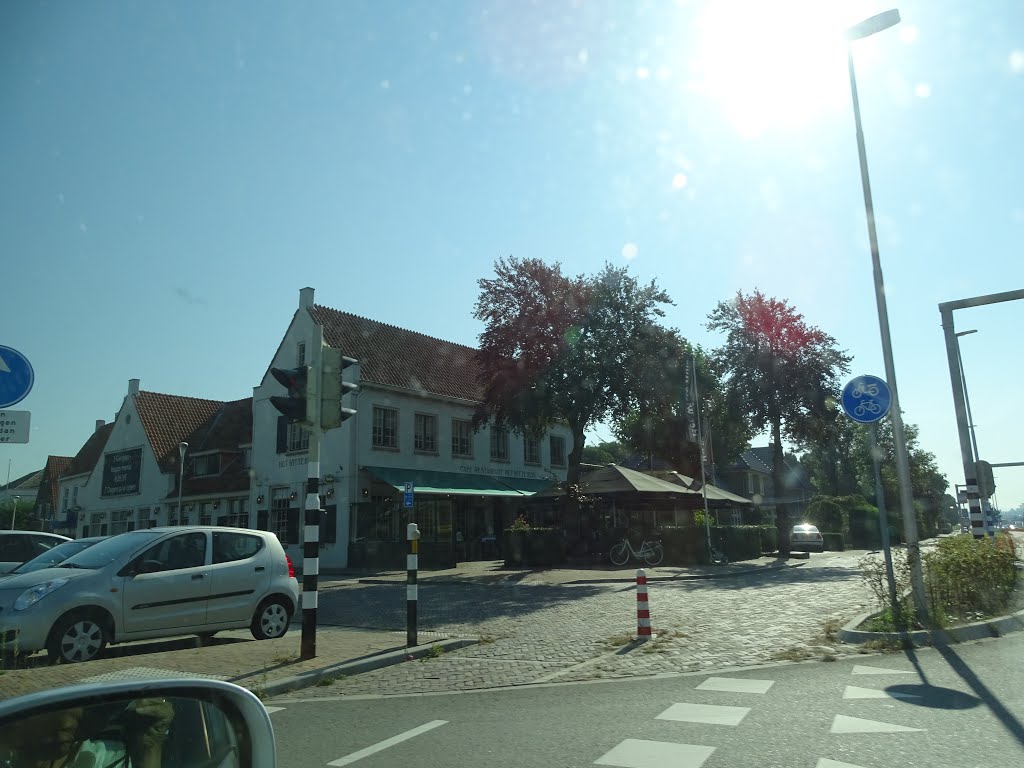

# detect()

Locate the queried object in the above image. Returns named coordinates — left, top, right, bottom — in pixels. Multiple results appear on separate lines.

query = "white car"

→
left=0, top=527, right=300, bottom=664
left=0, top=531, right=72, bottom=575
left=790, top=523, right=824, bottom=553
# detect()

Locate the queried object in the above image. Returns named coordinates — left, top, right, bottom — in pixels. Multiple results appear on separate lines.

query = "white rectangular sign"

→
left=0, top=410, right=30, bottom=443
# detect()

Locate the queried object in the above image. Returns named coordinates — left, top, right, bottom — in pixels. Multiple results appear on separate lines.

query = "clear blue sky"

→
left=2, top=1, right=1022, bottom=510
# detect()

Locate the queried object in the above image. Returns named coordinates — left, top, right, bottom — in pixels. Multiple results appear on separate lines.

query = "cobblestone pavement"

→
left=281, top=553, right=875, bottom=699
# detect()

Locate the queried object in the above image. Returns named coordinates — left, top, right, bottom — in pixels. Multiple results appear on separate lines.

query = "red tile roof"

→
left=309, top=305, right=483, bottom=402
left=62, top=423, right=114, bottom=478
left=134, top=391, right=225, bottom=474
left=164, top=397, right=254, bottom=500
left=36, top=456, right=73, bottom=512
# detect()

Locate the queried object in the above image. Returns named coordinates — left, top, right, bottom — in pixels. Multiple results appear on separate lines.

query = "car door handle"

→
left=191, top=574, right=205, bottom=580
left=255, top=566, right=265, bottom=572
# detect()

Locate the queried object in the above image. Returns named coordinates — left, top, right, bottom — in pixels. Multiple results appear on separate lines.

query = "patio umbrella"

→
left=533, top=464, right=693, bottom=497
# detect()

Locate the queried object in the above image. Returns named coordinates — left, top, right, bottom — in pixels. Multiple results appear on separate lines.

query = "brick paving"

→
left=284, top=552, right=874, bottom=698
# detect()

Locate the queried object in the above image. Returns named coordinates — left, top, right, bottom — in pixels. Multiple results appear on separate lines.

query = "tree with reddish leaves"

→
left=473, top=257, right=676, bottom=484
left=707, top=290, right=851, bottom=556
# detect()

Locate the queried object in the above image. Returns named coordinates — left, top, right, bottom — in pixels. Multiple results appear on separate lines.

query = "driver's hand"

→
left=126, top=698, right=175, bottom=751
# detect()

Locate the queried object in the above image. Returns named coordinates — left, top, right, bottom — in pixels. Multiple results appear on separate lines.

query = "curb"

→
left=257, top=638, right=479, bottom=697
left=838, top=607, right=1024, bottom=646
left=354, top=559, right=805, bottom=587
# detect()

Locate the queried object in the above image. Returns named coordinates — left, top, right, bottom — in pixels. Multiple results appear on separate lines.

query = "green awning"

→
left=363, top=466, right=544, bottom=496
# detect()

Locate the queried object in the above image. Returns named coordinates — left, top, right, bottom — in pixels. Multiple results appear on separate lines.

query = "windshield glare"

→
left=13, top=540, right=99, bottom=573
left=59, top=531, right=165, bottom=570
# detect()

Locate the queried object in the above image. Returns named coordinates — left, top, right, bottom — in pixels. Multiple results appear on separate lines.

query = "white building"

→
left=250, top=287, right=573, bottom=570
left=59, top=382, right=252, bottom=538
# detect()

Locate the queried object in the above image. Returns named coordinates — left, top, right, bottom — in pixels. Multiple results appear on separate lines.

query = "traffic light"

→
left=975, top=460, right=995, bottom=498
left=270, top=365, right=312, bottom=425
left=319, top=348, right=359, bottom=430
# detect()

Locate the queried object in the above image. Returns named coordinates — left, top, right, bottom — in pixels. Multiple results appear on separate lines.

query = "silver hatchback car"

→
left=0, top=527, right=300, bottom=664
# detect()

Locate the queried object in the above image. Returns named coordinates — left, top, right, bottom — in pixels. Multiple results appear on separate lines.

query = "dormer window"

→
left=192, top=454, right=220, bottom=477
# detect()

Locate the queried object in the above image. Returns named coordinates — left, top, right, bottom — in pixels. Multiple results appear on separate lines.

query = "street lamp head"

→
left=955, top=329, right=978, bottom=337
left=846, top=9, right=900, bottom=42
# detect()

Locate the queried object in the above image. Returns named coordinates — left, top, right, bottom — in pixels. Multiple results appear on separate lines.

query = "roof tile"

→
left=62, top=424, right=114, bottom=478
left=134, top=392, right=225, bottom=473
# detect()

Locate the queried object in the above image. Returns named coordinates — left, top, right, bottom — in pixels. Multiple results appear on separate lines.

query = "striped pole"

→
left=407, top=523, right=419, bottom=648
left=636, top=568, right=652, bottom=640
left=965, top=480, right=988, bottom=540
left=299, top=437, right=321, bottom=661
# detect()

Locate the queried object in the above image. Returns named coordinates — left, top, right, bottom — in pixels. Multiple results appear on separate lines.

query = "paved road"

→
left=308, top=551, right=874, bottom=694
left=267, top=630, right=1024, bottom=768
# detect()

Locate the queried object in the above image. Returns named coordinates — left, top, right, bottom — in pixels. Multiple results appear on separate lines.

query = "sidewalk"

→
left=323, top=555, right=807, bottom=587
left=0, top=626, right=460, bottom=702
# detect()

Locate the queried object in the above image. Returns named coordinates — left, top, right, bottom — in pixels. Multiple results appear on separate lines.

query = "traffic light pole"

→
left=300, top=328, right=324, bottom=661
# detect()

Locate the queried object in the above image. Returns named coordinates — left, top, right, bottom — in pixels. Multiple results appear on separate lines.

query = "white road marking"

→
left=817, top=760, right=871, bottom=768
left=851, top=665, right=914, bottom=676
left=594, top=739, right=715, bottom=768
left=696, top=677, right=774, bottom=694
left=656, top=702, right=750, bottom=726
left=843, top=685, right=920, bottom=700
left=327, top=720, right=448, bottom=766
left=830, top=715, right=923, bottom=734
left=263, top=706, right=285, bottom=714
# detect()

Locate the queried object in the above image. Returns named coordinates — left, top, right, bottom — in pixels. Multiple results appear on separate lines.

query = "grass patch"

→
left=603, top=633, right=634, bottom=649
left=419, top=644, right=446, bottom=661
left=858, top=637, right=910, bottom=653
left=272, top=653, right=298, bottom=664
left=478, top=634, right=496, bottom=644
left=770, top=646, right=814, bottom=662
left=316, top=673, right=345, bottom=686
left=819, top=617, right=843, bottom=644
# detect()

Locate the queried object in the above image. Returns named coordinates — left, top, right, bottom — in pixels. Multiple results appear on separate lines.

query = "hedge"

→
left=656, top=525, right=765, bottom=564
left=758, top=525, right=778, bottom=555
left=822, top=532, right=846, bottom=551
left=658, top=526, right=707, bottom=565
left=710, top=525, right=762, bottom=562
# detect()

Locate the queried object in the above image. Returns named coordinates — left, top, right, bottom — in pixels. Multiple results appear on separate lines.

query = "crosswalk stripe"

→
left=851, top=665, right=914, bottom=676
left=843, top=685, right=920, bottom=700
left=830, top=715, right=923, bottom=734
left=697, top=677, right=774, bottom=694
left=263, top=706, right=285, bottom=714
left=656, top=702, right=750, bottom=726
left=594, top=739, right=715, bottom=768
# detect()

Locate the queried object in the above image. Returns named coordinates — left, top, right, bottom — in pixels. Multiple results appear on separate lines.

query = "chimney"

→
left=299, top=287, right=315, bottom=309
left=95, top=419, right=105, bottom=433
left=128, top=379, right=140, bottom=396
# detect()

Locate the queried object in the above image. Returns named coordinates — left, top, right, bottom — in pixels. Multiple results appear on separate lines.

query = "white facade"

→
left=250, top=287, right=572, bottom=570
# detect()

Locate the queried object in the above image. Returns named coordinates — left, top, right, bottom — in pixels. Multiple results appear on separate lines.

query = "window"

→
left=193, top=454, right=220, bottom=476
left=763, top=509, right=777, bottom=526
left=212, top=531, right=263, bottom=563
left=224, top=498, right=249, bottom=528
left=489, top=426, right=510, bottom=461
left=414, top=413, right=437, bottom=453
left=747, top=474, right=757, bottom=494
left=451, top=419, right=473, bottom=457
left=287, top=423, right=310, bottom=452
left=524, top=435, right=540, bottom=465
left=372, top=406, right=398, bottom=448
left=111, top=509, right=134, bottom=535
left=71, top=487, right=78, bottom=506
left=271, top=488, right=290, bottom=543
left=137, top=508, right=154, bottom=529
left=549, top=435, right=566, bottom=468
left=297, top=342, right=306, bottom=366
left=731, top=509, right=742, bottom=526
left=62, top=488, right=69, bottom=512
left=199, top=503, right=212, bottom=526
left=135, top=532, right=207, bottom=571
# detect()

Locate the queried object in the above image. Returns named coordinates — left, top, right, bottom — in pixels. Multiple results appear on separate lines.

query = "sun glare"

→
left=687, top=1, right=865, bottom=138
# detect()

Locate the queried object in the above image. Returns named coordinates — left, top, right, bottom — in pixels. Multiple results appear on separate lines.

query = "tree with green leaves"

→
left=582, top=440, right=630, bottom=466
left=473, top=257, right=677, bottom=483
left=707, top=290, right=851, bottom=555
left=612, top=343, right=753, bottom=478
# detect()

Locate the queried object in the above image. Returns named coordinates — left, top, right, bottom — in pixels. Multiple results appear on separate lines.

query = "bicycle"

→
left=608, top=537, right=664, bottom=566
left=708, top=538, right=729, bottom=566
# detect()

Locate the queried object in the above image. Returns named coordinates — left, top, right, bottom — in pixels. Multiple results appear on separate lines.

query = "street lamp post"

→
left=177, top=442, right=188, bottom=527
left=845, top=8, right=928, bottom=625
left=9, top=495, right=19, bottom=531
left=954, top=330, right=980, bottom=464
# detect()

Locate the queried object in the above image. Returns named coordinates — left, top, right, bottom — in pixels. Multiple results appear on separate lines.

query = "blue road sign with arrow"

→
left=841, top=374, right=891, bottom=424
left=0, top=346, right=34, bottom=408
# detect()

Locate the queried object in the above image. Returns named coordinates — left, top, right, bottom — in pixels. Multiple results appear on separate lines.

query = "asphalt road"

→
left=267, top=630, right=1024, bottom=768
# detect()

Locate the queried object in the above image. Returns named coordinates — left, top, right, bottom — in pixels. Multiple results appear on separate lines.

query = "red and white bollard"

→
left=636, top=568, right=653, bottom=640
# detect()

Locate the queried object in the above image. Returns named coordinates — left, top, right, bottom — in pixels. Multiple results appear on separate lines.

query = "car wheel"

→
left=251, top=597, right=291, bottom=640
left=47, top=612, right=109, bottom=664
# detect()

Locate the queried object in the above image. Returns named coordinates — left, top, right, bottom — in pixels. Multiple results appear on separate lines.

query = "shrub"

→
left=924, top=534, right=1019, bottom=622
left=659, top=526, right=707, bottom=565
left=805, top=496, right=849, bottom=535
left=758, top=525, right=777, bottom=555
left=822, top=532, right=846, bottom=551
left=710, top=525, right=762, bottom=562
left=860, top=549, right=917, bottom=630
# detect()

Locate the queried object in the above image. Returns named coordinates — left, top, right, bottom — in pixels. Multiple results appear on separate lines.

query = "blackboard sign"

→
left=102, top=448, right=143, bottom=497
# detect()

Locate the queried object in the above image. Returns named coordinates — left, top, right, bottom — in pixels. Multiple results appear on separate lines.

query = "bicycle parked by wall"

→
left=708, top=537, right=728, bottom=565
left=608, top=536, right=664, bottom=566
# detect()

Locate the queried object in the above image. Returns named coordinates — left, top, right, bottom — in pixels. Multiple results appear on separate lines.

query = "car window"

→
left=0, top=536, right=34, bottom=563
left=61, top=531, right=164, bottom=570
left=212, top=532, right=264, bottom=564
left=12, top=540, right=98, bottom=573
left=29, top=535, right=63, bottom=555
left=136, top=532, right=208, bottom=572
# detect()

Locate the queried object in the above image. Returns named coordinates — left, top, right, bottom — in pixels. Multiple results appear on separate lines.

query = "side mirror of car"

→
left=0, top=678, right=277, bottom=767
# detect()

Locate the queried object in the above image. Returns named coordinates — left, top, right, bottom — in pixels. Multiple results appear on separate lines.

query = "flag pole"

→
left=691, top=357, right=712, bottom=548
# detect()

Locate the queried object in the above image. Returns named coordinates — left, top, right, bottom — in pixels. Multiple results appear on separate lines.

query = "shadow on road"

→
left=672, top=562, right=863, bottom=591
left=317, top=581, right=610, bottom=630
left=4, top=634, right=249, bottom=670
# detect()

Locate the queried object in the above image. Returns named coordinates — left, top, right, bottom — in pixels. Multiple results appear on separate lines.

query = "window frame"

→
left=372, top=406, right=399, bottom=450
left=549, top=435, right=567, bottom=468
left=413, top=412, right=438, bottom=454
left=451, top=419, right=473, bottom=458
left=489, top=426, right=509, bottom=462
left=524, top=435, right=541, bottom=465
left=287, top=423, right=310, bottom=452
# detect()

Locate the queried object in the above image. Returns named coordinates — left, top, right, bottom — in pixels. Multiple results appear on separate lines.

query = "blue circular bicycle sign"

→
left=0, top=345, right=34, bottom=409
left=841, top=374, right=891, bottom=424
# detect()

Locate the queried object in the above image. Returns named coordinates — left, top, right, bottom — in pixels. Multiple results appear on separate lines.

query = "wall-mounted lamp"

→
left=289, top=491, right=297, bottom=502
left=212, top=502, right=219, bottom=510
left=361, top=487, right=369, bottom=498
left=256, top=494, right=264, bottom=504
left=187, top=504, right=194, bottom=511
left=325, top=488, right=335, bottom=498
left=323, top=474, right=336, bottom=484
